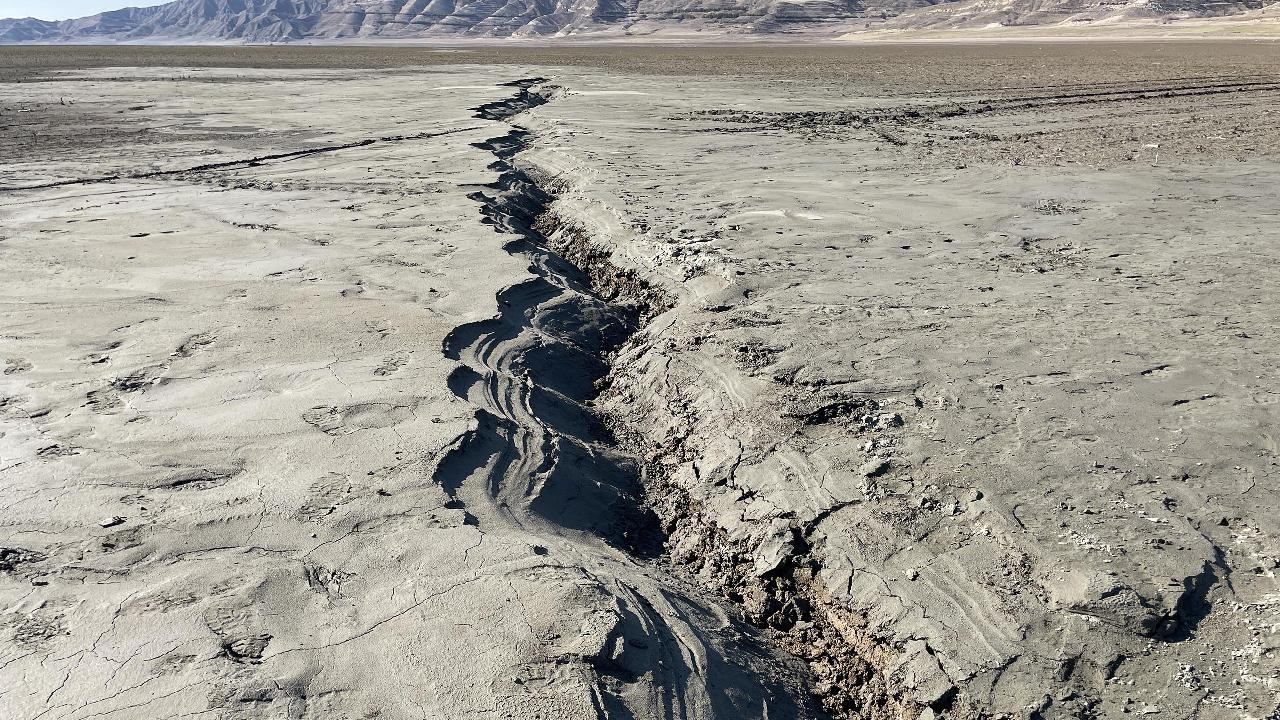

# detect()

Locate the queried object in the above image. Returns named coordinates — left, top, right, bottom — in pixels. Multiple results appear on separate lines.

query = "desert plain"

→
left=1, top=42, right=1279, bottom=720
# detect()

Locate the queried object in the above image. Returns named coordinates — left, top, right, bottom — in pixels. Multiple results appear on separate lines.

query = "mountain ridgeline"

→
left=1, top=0, right=1276, bottom=42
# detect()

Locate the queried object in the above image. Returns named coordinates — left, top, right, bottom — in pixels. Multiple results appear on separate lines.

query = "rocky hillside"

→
left=0, top=0, right=1276, bottom=42
left=0, top=0, right=856, bottom=42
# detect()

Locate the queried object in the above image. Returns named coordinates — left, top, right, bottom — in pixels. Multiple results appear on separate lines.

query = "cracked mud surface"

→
left=3, top=44, right=1280, bottom=720
left=0, top=67, right=816, bottom=720
left=520, top=59, right=1280, bottom=718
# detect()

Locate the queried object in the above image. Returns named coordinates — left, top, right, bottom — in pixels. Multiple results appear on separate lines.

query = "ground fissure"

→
left=451, top=77, right=956, bottom=720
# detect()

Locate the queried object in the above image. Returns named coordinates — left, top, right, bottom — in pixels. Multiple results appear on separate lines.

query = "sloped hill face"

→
left=872, top=0, right=1276, bottom=30
left=0, top=18, right=61, bottom=43
left=1, top=0, right=1277, bottom=41
left=49, top=0, right=329, bottom=42
left=0, top=0, right=851, bottom=41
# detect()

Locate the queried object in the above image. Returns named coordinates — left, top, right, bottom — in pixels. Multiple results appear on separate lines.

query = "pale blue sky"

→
left=0, top=1, right=167, bottom=20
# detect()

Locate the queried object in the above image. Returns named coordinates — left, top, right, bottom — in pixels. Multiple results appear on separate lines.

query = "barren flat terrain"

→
left=1, top=43, right=1278, bottom=720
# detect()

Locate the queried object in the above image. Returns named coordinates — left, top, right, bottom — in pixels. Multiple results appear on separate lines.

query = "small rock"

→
left=876, top=412, right=904, bottom=428
left=98, top=516, right=125, bottom=528
left=860, top=458, right=889, bottom=478
left=753, top=530, right=795, bottom=577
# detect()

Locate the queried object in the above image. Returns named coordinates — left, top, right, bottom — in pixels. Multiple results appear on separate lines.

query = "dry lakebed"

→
left=1, top=42, right=1278, bottom=720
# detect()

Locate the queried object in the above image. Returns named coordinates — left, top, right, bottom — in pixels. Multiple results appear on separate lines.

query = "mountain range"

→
left=0, top=0, right=1276, bottom=43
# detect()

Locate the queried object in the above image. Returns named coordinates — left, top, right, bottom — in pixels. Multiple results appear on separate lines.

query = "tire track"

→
left=694, top=77, right=1280, bottom=130
left=0, top=125, right=481, bottom=193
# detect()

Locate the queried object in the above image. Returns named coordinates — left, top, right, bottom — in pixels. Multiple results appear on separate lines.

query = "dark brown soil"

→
left=3, top=41, right=1279, bottom=93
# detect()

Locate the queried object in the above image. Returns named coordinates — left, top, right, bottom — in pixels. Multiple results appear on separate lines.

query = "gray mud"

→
left=2, top=46, right=1278, bottom=720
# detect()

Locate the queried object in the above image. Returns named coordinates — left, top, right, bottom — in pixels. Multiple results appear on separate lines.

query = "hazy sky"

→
left=0, top=1, right=168, bottom=20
